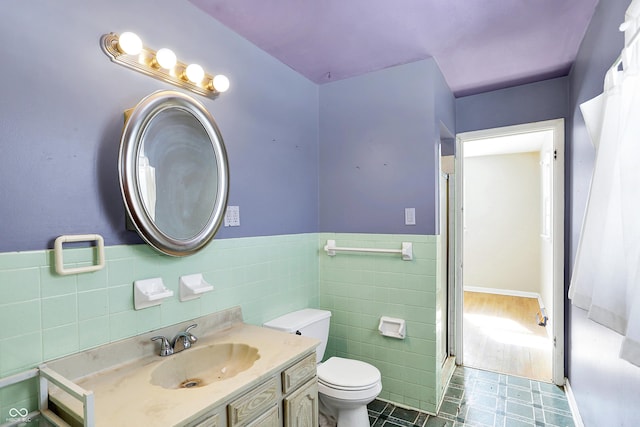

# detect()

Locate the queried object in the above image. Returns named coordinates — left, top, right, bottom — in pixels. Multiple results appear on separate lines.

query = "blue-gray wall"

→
left=319, top=59, right=454, bottom=234
left=1, top=0, right=455, bottom=253
left=567, top=0, right=640, bottom=425
left=456, top=76, right=568, bottom=133
left=0, top=0, right=319, bottom=253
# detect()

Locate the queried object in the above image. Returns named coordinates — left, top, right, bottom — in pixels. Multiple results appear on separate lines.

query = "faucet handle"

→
left=151, top=336, right=174, bottom=357
left=185, top=324, right=198, bottom=343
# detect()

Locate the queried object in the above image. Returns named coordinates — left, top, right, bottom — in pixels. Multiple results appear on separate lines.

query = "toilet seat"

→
left=317, top=357, right=381, bottom=396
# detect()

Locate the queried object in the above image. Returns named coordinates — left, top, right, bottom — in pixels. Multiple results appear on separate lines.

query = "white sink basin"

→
left=150, top=343, right=260, bottom=389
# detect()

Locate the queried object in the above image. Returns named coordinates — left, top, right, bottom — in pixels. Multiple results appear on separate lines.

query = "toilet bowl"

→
left=317, top=356, right=382, bottom=427
left=263, top=309, right=382, bottom=427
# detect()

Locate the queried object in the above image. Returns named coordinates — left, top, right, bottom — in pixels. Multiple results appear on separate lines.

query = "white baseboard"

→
left=464, top=286, right=543, bottom=306
left=564, top=378, right=584, bottom=427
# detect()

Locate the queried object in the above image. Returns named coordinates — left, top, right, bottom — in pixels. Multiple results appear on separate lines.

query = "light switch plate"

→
left=405, top=208, right=416, bottom=225
left=224, top=206, right=240, bottom=227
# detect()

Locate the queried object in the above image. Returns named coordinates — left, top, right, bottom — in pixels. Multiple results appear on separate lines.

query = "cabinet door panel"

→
left=284, top=378, right=318, bottom=427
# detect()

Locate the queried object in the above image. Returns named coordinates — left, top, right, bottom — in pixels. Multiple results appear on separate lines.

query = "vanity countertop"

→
left=46, top=311, right=318, bottom=426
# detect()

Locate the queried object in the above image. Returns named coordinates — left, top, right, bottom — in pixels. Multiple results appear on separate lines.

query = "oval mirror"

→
left=119, top=90, right=229, bottom=256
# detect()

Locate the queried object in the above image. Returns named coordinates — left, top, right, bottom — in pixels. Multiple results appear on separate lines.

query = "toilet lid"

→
left=317, top=357, right=381, bottom=390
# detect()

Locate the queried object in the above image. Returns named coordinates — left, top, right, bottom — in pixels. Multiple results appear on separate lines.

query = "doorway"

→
left=453, top=119, right=565, bottom=385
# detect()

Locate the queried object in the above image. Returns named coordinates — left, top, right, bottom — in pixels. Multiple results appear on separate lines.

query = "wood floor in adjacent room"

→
left=463, top=291, right=553, bottom=382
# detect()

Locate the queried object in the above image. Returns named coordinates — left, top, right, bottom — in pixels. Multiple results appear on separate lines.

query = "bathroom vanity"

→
left=191, top=351, right=318, bottom=427
left=44, top=307, right=319, bottom=426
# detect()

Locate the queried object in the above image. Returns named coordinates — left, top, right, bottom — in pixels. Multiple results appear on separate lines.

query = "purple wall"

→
left=456, top=77, right=568, bottom=133
left=0, top=0, right=319, bottom=253
left=2, top=1, right=457, bottom=252
left=319, top=59, right=454, bottom=235
left=567, top=0, right=640, bottom=425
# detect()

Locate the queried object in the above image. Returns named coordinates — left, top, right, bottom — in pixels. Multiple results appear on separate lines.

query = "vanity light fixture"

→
left=211, top=74, right=230, bottom=93
left=101, top=32, right=230, bottom=98
left=185, top=63, right=205, bottom=84
left=154, top=48, right=177, bottom=70
left=117, top=32, right=143, bottom=55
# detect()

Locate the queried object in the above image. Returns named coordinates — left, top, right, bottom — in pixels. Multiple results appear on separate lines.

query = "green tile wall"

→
left=0, top=233, right=318, bottom=419
left=318, top=233, right=441, bottom=413
left=0, top=232, right=448, bottom=420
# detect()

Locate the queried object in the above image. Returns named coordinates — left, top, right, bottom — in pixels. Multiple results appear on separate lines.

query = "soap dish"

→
left=134, top=277, right=173, bottom=310
left=179, top=273, right=214, bottom=302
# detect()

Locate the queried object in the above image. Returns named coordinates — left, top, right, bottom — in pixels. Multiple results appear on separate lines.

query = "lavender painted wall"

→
left=567, top=0, right=640, bottom=425
left=456, top=76, right=568, bottom=134
left=319, top=59, right=454, bottom=235
left=0, top=0, right=318, bottom=253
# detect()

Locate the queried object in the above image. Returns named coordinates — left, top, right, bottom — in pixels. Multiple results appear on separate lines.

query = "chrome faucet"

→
left=172, top=324, right=198, bottom=353
left=151, top=336, right=173, bottom=357
left=151, top=324, right=198, bottom=357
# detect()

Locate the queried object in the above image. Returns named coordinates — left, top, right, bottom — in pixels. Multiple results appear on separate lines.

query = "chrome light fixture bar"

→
left=101, top=32, right=230, bottom=98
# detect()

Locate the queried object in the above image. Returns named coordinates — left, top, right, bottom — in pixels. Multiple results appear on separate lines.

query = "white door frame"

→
left=454, top=118, right=565, bottom=385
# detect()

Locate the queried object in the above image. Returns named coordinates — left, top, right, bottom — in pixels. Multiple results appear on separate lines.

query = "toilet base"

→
left=319, top=393, right=371, bottom=427
left=335, top=405, right=368, bottom=427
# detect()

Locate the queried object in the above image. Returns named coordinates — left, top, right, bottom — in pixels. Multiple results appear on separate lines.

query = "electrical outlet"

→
left=224, top=206, right=240, bottom=227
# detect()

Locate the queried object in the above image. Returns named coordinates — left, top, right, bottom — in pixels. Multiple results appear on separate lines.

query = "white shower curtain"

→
left=569, top=0, right=640, bottom=367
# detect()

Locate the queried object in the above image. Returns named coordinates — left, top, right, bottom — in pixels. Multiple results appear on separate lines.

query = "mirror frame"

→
left=119, top=90, right=229, bottom=256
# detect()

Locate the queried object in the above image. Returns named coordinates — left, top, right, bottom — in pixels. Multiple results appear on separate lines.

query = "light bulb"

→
left=185, top=64, right=205, bottom=84
left=155, top=48, right=177, bottom=69
left=212, top=75, right=230, bottom=92
left=117, top=32, right=143, bottom=55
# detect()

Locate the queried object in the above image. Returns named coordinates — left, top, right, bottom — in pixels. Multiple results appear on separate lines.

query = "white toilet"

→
left=264, top=308, right=382, bottom=427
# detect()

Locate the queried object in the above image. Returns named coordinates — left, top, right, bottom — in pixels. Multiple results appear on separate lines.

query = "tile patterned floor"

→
left=367, top=366, right=575, bottom=427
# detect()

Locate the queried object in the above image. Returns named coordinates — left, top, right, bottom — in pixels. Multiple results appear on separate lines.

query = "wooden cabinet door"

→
left=283, top=378, right=318, bottom=427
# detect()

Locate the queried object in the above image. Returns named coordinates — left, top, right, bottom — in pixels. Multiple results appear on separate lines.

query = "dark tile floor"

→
left=367, top=366, right=575, bottom=427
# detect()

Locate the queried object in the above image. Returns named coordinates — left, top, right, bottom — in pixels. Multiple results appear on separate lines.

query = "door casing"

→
left=453, top=118, right=565, bottom=385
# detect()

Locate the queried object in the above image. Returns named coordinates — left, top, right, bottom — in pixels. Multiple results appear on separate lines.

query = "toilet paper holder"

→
left=378, top=316, right=406, bottom=339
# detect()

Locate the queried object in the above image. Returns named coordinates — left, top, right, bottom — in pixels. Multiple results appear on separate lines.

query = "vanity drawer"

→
left=282, top=353, right=316, bottom=394
left=186, top=405, right=226, bottom=427
left=246, top=404, right=279, bottom=427
left=193, top=413, right=219, bottom=427
left=228, top=376, right=279, bottom=427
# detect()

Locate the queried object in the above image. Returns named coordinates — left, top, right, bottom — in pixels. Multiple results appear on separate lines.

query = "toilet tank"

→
left=263, top=308, right=331, bottom=363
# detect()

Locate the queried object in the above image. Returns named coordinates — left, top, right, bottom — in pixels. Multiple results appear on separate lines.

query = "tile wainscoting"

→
left=319, top=233, right=447, bottom=414
left=0, top=233, right=319, bottom=418
left=0, top=232, right=444, bottom=420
